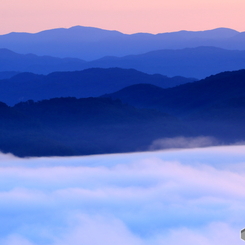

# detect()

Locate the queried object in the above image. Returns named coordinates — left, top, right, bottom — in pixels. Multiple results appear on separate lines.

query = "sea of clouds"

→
left=0, top=144, right=245, bottom=245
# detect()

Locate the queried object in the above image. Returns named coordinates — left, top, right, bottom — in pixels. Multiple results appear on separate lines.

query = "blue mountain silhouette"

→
left=0, top=26, right=243, bottom=60
left=1, top=46, right=245, bottom=79
left=0, top=67, right=195, bottom=105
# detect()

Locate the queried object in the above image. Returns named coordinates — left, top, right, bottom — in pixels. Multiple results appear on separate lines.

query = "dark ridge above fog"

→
left=1, top=68, right=245, bottom=157
left=0, top=68, right=245, bottom=157
left=0, top=97, right=180, bottom=157
left=0, top=26, right=244, bottom=60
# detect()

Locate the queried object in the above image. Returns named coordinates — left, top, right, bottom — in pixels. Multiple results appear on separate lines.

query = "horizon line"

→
left=1, top=25, right=242, bottom=36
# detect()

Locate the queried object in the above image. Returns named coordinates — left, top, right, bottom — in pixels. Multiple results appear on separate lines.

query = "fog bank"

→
left=0, top=145, right=244, bottom=244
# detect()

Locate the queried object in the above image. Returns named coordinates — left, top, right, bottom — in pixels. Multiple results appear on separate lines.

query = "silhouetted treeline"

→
left=0, top=97, right=183, bottom=157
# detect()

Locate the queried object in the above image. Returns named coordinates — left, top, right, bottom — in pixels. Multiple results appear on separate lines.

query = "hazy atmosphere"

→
left=1, top=0, right=245, bottom=244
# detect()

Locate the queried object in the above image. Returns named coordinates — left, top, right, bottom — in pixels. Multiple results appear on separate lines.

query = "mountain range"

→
left=0, top=69, right=245, bottom=157
left=0, top=68, right=195, bottom=105
left=103, top=69, right=245, bottom=117
left=0, top=26, right=245, bottom=60
left=80, top=46, right=245, bottom=79
left=0, top=26, right=245, bottom=157
left=1, top=47, right=245, bottom=79
left=0, top=48, right=86, bottom=75
left=103, top=69, right=245, bottom=141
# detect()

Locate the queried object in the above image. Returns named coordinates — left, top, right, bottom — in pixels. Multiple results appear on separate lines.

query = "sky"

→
left=0, top=144, right=245, bottom=245
left=1, top=0, right=245, bottom=35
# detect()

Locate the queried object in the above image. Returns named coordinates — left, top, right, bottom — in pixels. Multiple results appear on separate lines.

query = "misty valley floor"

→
left=0, top=145, right=244, bottom=245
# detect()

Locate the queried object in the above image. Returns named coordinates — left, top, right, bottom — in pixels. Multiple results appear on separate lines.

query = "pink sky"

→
left=1, top=0, right=245, bottom=34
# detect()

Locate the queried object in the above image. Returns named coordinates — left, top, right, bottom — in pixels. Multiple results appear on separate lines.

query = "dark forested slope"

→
left=0, top=97, right=183, bottom=157
left=104, top=69, right=245, bottom=117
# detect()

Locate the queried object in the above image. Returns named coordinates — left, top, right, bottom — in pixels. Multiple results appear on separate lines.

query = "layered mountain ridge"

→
left=0, top=67, right=195, bottom=105
left=1, top=46, right=245, bottom=78
left=0, top=26, right=244, bottom=60
left=0, top=26, right=245, bottom=157
left=103, top=69, right=245, bottom=119
left=0, top=69, right=245, bottom=157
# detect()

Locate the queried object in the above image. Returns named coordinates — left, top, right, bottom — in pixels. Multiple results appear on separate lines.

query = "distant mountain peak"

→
left=197, top=27, right=239, bottom=39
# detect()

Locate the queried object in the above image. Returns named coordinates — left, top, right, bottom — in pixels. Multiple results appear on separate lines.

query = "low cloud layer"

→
left=149, top=136, right=219, bottom=150
left=0, top=145, right=245, bottom=244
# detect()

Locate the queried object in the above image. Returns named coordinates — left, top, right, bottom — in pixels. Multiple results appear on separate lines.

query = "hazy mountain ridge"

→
left=83, top=46, right=245, bottom=79
left=0, top=67, right=195, bottom=105
left=1, top=46, right=245, bottom=79
left=0, top=26, right=244, bottom=60
left=0, top=48, right=86, bottom=74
